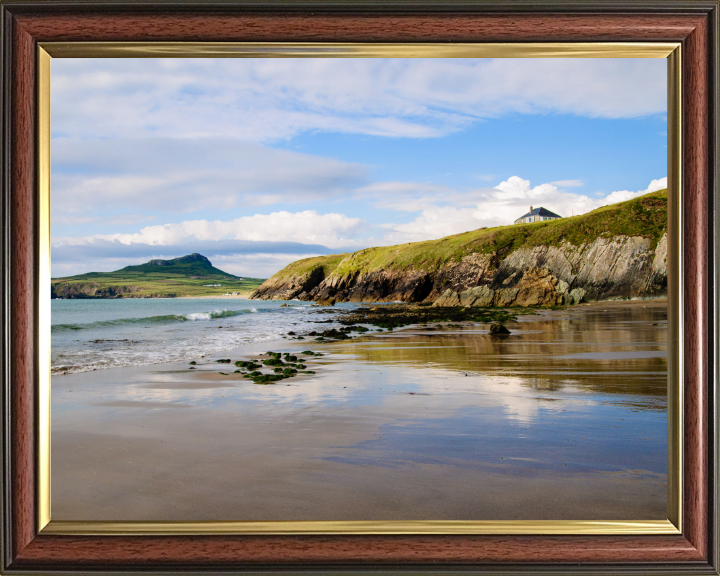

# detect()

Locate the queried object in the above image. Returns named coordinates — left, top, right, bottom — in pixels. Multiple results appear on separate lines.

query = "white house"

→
left=514, top=206, right=562, bottom=225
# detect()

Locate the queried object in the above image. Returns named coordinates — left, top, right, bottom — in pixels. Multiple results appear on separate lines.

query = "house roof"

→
left=516, top=207, right=561, bottom=220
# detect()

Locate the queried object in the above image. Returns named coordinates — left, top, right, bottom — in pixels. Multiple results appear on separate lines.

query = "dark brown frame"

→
left=1, top=1, right=718, bottom=573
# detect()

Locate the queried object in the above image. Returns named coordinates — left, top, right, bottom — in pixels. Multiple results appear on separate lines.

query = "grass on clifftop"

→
left=267, top=253, right=350, bottom=282
left=267, top=189, right=667, bottom=281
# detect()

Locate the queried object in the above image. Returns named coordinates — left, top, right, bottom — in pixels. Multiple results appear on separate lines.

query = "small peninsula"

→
left=51, top=253, right=264, bottom=299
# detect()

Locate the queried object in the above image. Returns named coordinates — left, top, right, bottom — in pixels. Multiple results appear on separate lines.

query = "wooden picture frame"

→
left=1, top=1, right=717, bottom=573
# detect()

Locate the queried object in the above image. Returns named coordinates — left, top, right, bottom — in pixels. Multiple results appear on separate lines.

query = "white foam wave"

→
left=184, top=312, right=212, bottom=321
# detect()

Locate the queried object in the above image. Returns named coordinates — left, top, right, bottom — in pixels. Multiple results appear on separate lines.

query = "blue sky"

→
left=50, top=58, right=667, bottom=278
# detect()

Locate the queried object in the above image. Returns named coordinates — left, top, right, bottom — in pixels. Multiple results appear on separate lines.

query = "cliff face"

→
left=249, top=190, right=668, bottom=307
left=430, top=233, right=667, bottom=307
left=252, top=233, right=667, bottom=307
left=248, top=253, right=349, bottom=301
left=249, top=262, right=330, bottom=301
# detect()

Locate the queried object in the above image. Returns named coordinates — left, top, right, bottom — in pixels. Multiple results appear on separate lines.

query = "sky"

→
left=50, top=58, right=667, bottom=278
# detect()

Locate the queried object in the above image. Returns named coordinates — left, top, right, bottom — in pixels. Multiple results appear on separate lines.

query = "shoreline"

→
left=51, top=297, right=668, bottom=377
left=55, top=293, right=668, bottom=302
left=178, top=293, right=256, bottom=299
left=52, top=299, right=668, bottom=522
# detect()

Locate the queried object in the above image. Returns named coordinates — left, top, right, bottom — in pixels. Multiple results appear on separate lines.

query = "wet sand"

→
left=52, top=300, right=668, bottom=522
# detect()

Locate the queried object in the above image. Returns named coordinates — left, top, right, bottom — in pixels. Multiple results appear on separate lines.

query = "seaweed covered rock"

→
left=489, top=322, right=511, bottom=335
left=253, top=374, right=284, bottom=384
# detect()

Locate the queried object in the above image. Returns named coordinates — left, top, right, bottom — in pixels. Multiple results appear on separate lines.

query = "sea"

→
left=51, top=298, right=354, bottom=374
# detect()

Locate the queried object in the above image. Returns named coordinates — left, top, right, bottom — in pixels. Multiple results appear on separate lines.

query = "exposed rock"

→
left=494, top=288, right=520, bottom=307
left=147, top=253, right=210, bottom=266
left=432, top=289, right=460, bottom=307
left=313, top=269, right=434, bottom=304
left=647, top=232, right=668, bottom=293
left=459, top=285, right=494, bottom=307
left=493, top=235, right=663, bottom=302
left=513, top=267, right=563, bottom=307
left=568, top=288, right=586, bottom=305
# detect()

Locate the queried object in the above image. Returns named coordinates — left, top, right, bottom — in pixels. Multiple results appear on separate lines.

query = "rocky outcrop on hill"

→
left=146, top=253, right=210, bottom=266
left=251, top=232, right=668, bottom=307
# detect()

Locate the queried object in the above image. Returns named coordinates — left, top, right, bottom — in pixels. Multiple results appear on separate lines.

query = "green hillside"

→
left=51, top=253, right=265, bottom=299
left=263, top=253, right=350, bottom=284
left=270, top=189, right=667, bottom=282
left=117, top=253, right=236, bottom=277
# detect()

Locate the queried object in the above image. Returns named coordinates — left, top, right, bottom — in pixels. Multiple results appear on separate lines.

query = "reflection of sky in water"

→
left=322, top=387, right=665, bottom=476
left=53, top=304, right=667, bottom=478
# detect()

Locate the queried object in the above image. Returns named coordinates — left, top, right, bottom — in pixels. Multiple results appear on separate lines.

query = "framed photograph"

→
left=1, top=1, right=718, bottom=574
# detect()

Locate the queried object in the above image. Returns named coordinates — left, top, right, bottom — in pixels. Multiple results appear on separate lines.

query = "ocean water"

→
left=51, top=298, right=354, bottom=374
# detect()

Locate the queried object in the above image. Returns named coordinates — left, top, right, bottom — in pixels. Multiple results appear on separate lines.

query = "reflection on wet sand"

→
left=51, top=300, right=667, bottom=522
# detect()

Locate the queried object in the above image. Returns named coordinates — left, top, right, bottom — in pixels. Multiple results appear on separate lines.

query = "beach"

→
left=51, top=299, right=668, bottom=522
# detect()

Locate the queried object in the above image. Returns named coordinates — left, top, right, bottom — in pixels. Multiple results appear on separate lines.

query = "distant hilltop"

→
left=51, top=254, right=265, bottom=299
left=118, top=253, right=236, bottom=277
left=250, top=190, right=668, bottom=307
left=146, top=253, right=212, bottom=267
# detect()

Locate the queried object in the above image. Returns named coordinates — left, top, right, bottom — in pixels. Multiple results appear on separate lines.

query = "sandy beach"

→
left=181, top=293, right=256, bottom=299
left=51, top=299, right=668, bottom=522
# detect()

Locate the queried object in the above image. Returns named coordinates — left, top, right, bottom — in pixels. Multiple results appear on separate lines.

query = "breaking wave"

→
left=52, top=309, right=252, bottom=332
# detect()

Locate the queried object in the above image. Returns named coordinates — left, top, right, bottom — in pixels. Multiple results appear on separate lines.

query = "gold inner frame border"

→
left=37, top=41, right=683, bottom=536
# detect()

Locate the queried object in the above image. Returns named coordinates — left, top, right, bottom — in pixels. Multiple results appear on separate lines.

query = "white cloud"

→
left=383, top=206, right=496, bottom=244
left=56, top=210, right=369, bottom=249
left=550, top=179, right=583, bottom=187
left=597, top=177, right=668, bottom=206
left=378, top=175, right=667, bottom=243
left=51, top=138, right=368, bottom=215
left=52, top=58, right=666, bottom=142
left=210, top=253, right=327, bottom=278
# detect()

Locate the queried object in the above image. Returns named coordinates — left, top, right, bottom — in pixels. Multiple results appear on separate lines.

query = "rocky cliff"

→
left=250, top=190, right=668, bottom=307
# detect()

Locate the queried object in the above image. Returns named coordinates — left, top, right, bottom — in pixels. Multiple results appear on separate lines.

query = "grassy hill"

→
left=51, top=253, right=265, bottom=299
left=250, top=189, right=668, bottom=304
left=265, top=190, right=667, bottom=282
